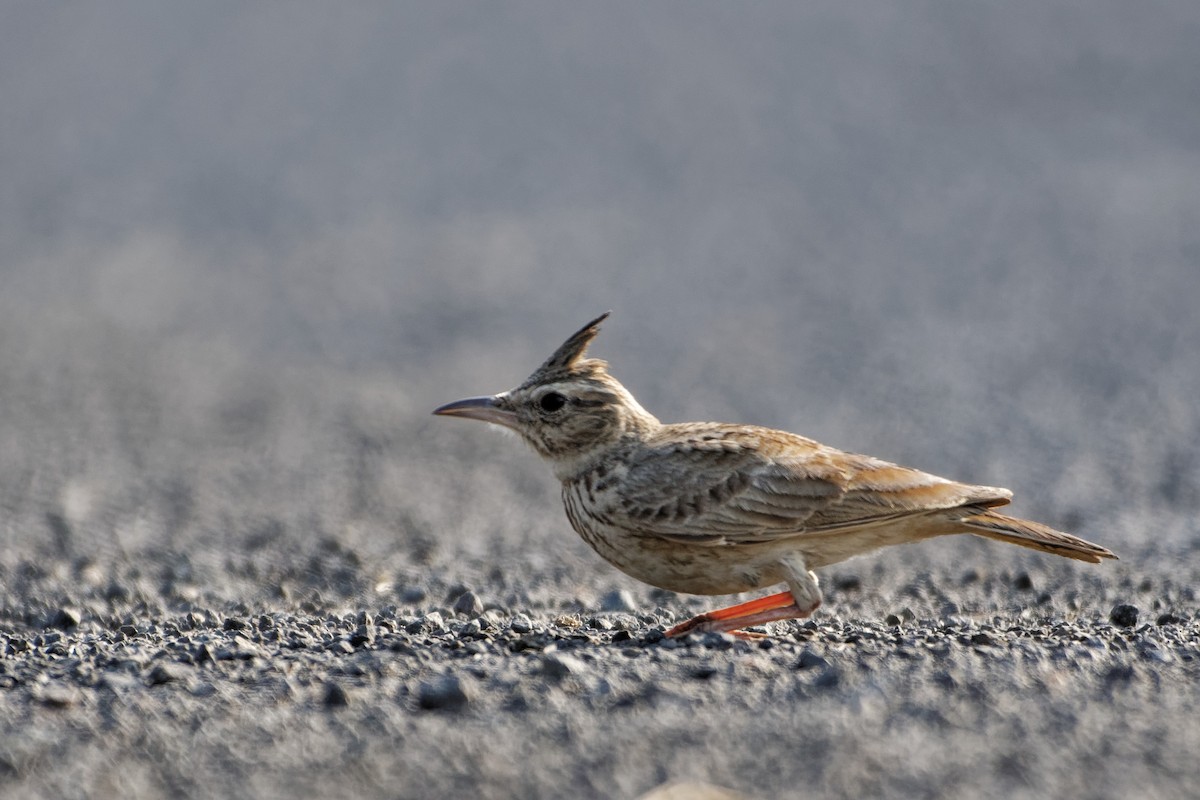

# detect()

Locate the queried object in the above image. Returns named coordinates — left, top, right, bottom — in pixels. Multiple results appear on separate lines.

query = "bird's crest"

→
left=525, top=311, right=612, bottom=384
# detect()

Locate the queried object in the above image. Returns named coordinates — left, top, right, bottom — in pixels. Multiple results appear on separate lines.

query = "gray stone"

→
left=453, top=591, right=484, bottom=617
left=417, top=675, right=472, bottom=711
left=400, top=586, right=427, bottom=604
left=542, top=652, right=587, bottom=680
left=1110, top=604, right=1139, bottom=628
left=795, top=649, right=830, bottom=671
left=48, top=607, right=82, bottom=629
left=322, top=681, right=350, bottom=707
left=146, top=662, right=193, bottom=686
left=350, top=624, right=376, bottom=646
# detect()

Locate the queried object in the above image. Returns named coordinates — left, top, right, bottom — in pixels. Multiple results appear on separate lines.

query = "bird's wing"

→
left=607, top=424, right=1011, bottom=546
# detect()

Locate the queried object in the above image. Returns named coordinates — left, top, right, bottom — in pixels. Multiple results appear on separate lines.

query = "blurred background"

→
left=2, top=2, right=1198, bottom=609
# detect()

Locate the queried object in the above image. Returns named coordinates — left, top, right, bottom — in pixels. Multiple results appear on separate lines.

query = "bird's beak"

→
left=432, top=395, right=520, bottom=431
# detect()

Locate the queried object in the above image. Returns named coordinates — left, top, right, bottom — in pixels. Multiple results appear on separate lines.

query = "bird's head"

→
left=433, top=312, right=659, bottom=477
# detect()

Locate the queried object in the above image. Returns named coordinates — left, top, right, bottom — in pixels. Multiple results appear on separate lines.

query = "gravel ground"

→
left=2, top=535, right=1198, bottom=799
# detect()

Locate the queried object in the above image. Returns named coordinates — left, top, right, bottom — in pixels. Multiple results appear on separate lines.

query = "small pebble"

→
left=542, top=653, right=586, bottom=680
left=322, top=681, right=349, bottom=707
left=1110, top=605, right=1139, bottom=628
left=453, top=591, right=484, bottom=617
left=400, top=587, right=427, bottom=604
left=48, top=607, right=82, bottom=629
left=417, top=675, right=472, bottom=711
left=833, top=574, right=862, bottom=592
left=216, top=637, right=262, bottom=660
left=699, top=632, right=737, bottom=649
left=351, top=624, right=376, bottom=646
left=146, top=662, right=192, bottom=686
left=795, top=649, right=829, bottom=671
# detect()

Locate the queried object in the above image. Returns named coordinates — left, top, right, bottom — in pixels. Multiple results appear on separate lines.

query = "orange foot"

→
left=664, top=590, right=820, bottom=639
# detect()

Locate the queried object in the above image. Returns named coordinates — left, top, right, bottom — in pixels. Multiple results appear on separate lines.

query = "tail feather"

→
left=960, top=510, right=1117, bottom=564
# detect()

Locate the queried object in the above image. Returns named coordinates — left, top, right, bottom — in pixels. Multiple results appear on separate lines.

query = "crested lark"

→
left=434, top=313, right=1115, bottom=638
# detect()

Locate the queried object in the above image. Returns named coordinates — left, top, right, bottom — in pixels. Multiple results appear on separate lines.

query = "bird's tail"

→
left=959, top=509, right=1117, bottom=563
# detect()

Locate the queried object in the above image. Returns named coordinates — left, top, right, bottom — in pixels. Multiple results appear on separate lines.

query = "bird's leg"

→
left=780, top=556, right=822, bottom=616
left=664, top=555, right=823, bottom=639
left=664, top=590, right=821, bottom=639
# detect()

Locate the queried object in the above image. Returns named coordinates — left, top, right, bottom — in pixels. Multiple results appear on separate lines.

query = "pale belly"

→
left=562, top=501, right=786, bottom=595
left=581, top=527, right=779, bottom=595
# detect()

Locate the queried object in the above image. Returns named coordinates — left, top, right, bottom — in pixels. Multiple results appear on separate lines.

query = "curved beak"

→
left=432, top=394, right=519, bottom=431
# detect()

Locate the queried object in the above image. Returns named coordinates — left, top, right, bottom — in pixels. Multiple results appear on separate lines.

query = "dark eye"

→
left=539, top=392, right=567, bottom=413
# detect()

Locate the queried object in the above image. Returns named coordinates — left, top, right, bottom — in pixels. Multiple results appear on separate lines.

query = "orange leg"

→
left=664, top=590, right=821, bottom=639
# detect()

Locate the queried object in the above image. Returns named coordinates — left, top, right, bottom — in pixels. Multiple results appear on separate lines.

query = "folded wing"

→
left=610, top=424, right=1012, bottom=546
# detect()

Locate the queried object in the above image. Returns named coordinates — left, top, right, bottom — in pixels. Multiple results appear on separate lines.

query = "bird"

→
left=433, top=312, right=1116, bottom=638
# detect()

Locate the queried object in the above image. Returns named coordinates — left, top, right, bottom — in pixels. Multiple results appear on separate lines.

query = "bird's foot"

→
left=664, top=591, right=820, bottom=639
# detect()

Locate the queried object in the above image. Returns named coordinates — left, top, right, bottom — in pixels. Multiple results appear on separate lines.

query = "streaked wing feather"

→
left=608, top=424, right=1012, bottom=546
